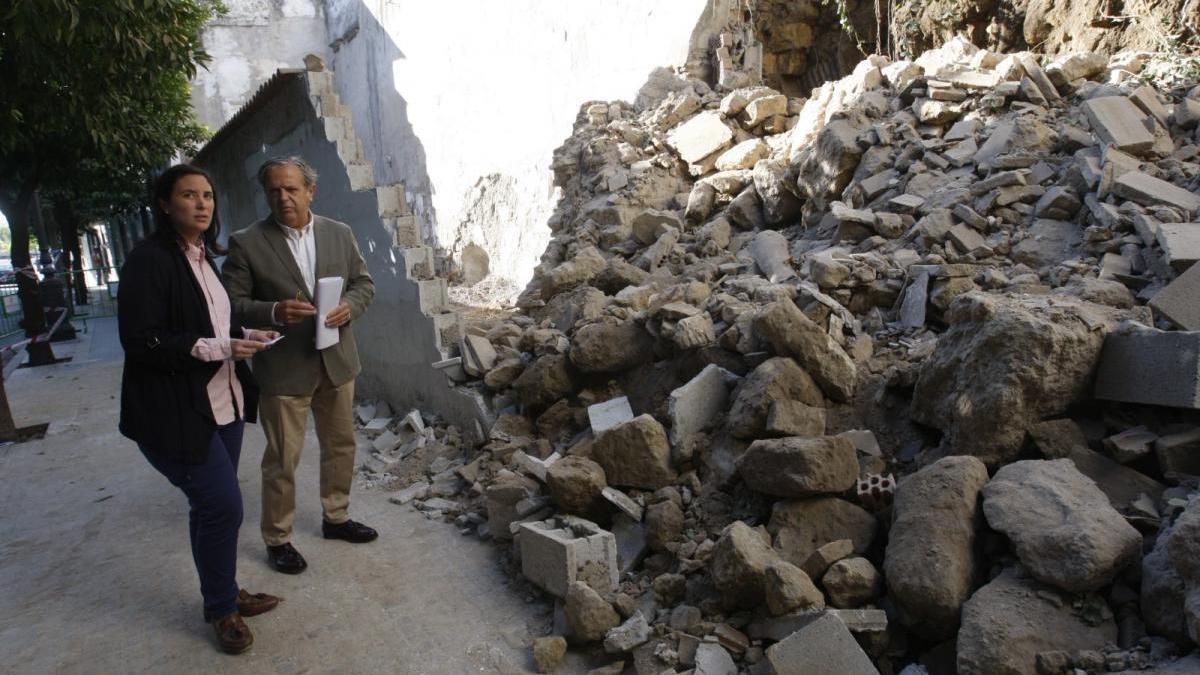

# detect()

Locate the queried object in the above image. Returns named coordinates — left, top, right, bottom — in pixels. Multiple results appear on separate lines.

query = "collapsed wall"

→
left=192, top=66, right=488, bottom=438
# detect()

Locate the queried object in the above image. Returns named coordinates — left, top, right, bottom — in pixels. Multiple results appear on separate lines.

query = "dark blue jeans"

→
left=139, top=420, right=245, bottom=622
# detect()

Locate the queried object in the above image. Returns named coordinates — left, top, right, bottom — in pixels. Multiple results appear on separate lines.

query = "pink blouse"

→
left=184, top=242, right=244, bottom=425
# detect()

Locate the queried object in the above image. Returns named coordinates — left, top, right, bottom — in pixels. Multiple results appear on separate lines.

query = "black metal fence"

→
left=0, top=266, right=120, bottom=340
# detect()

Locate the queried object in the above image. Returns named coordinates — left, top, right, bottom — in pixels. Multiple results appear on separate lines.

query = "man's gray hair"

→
left=257, top=155, right=319, bottom=188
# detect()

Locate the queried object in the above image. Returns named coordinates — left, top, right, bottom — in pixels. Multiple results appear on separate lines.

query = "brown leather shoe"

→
left=210, top=612, right=253, bottom=654
left=236, top=589, right=282, bottom=617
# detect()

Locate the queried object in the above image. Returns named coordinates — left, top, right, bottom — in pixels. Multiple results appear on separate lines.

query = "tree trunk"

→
left=55, top=201, right=89, bottom=305
left=0, top=374, right=16, bottom=442
left=10, top=183, right=57, bottom=366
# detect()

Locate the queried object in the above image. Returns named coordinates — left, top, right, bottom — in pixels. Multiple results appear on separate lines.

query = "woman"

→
left=118, top=164, right=281, bottom=654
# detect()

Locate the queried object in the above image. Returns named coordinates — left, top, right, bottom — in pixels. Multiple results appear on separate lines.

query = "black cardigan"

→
left=118, top=232, right=260, bottom=465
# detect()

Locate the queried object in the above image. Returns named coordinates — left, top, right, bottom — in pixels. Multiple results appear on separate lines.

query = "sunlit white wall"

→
left=191, top=0, right=331, bottom=131
left=325, top=0, right=719, bottom=297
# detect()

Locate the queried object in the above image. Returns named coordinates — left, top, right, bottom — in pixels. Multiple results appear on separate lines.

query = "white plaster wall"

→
left=325, top=0, right=721, bottom=298
left=190, top=0, right=332, bottom=130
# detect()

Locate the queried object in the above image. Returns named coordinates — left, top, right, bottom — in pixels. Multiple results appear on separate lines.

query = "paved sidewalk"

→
left=0, top=318, right=564, bottom=674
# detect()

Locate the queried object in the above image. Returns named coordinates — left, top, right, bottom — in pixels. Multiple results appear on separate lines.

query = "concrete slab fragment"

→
left=1113, top=172, right=1200, bottom=214
left=1082, top=96, right=1155, bottom=155
left=1150, top=262, right=1200, bottom=331
left=1093, top=325, right=1200, bottom=409
left=1155, top=223, right=1200, bottom=272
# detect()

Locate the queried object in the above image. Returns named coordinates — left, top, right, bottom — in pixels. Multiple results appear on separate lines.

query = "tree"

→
left=0, top=0, right=221, bottom=366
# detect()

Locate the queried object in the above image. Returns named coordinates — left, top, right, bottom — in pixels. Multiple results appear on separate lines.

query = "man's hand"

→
left=247, top=329, right=281, bottom=344
left=325, top=301, right=351, bottom=328
left=231, top=339, right=268, bottom=360
left=273, top=299, right=317, bottom=325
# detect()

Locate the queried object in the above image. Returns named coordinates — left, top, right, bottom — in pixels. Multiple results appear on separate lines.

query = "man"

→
left=223, top=156, right=377, bottom=574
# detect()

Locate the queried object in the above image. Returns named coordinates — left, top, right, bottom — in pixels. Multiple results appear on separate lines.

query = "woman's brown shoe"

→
left=211, top=612, right=253, bottom=654
left=236, top=589, right=282, bottom=617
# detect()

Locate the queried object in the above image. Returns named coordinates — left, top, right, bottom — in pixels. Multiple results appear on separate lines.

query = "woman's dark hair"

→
left=150, top=163, right=227, bottom=255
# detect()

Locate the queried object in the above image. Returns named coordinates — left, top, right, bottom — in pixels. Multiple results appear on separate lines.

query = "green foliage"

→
left=821, top=0, right=866, bottom=55
left=0, top=0, right=224, bottom=221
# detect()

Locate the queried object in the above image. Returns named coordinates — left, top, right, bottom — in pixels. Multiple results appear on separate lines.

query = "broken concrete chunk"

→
left=822, top=556, right=881, bottom=609
left=913, top=293, right=1117, bottom=465
left=1151, top=262, right=1200, bottom=331
left=547, top=456, right=607, bottom=517
left=769, top=497, right=877, bottom=569
left=630, top=209, right=682, bottom=246
left=588, top=396, right=635, bottom=435
left=518, top=516, right=619, bottom=598
left=748, top=230, right=795, bottom=283
left=565, top=580, right=621, bottom=642
left=765, top=399, right=826, bottom=437
left=714, top=138, right=769, bottom=172
left=603, top=611, right=650, bottom=653
left=764, top=613, right=880, bottom=675
left=668, top=363, right=738, bottom=446
left=1103, top=426, right=1157, bottom=464
left=765, top=561, right=824, bottom=615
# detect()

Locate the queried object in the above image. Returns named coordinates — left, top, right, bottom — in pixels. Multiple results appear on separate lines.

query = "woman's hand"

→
left=231, top=339, right=268, bottom=361
left=246, top=329, right=281, bottom=344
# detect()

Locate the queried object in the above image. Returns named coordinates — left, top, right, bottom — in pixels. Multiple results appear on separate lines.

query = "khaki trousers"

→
left=259, top=367, right=356, bottom=546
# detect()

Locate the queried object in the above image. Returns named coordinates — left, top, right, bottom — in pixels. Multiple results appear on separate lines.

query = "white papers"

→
left=263, top=334, right=285, bottom=347
left=314, top=276, right=344, bottom=350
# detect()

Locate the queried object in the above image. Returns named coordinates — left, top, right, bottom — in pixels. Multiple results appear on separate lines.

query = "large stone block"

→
left=570, top=321, right=655, bottom=373
left=1093, top=324, right=1200, bottom=409
left=982, top=459, right=1142, bottom=592
left=754, top=300, right=857, bottom=402
left=737, top=436, right=858, bottom=498
left=591, top=414, right=675, bottom=489
left=728, top=357, right=824, bottom=439
left=912, top=293, right=1121, bottom=465
left=708, top=521, right=778, bottom=610
left=667, top=111, right=734, bottom=165
left=957, top=570, right=1116, bottom=675
left=768, top=497, right=877, bottom=568
left=885, top=456, right=989, bottom=640
left=517, top=516, right=618, bottom=599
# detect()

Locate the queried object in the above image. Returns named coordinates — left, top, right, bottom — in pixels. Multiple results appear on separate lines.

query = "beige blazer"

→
left=223, top=214, right=375, bottom=396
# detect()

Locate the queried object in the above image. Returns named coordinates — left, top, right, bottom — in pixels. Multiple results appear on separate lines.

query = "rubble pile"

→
left=362, top=35, right=1200, bottom=675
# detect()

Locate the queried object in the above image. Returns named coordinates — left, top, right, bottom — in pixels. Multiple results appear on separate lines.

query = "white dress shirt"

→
left=277, top=213, right=317, bottom=296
